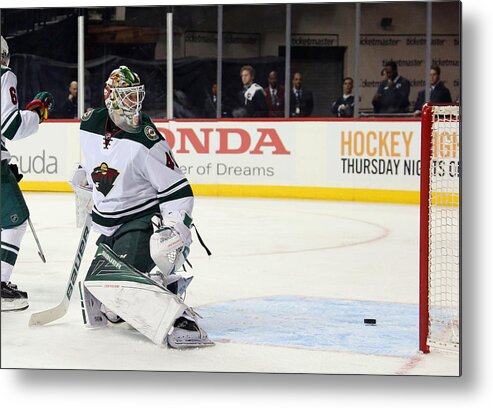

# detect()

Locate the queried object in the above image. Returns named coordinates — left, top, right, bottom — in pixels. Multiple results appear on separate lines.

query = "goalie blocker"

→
left=81, top=243, right=213, bottom=348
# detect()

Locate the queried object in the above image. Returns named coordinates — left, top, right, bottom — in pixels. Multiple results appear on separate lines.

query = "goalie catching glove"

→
left=150, top=213, right=192, bottom=276
left=25, top=91, right=54, bottom=123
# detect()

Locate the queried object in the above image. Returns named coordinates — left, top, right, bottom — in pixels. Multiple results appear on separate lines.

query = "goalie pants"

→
left=1, top=160, right=29, bottom=282
left=91, top=213, right=156, bottom=275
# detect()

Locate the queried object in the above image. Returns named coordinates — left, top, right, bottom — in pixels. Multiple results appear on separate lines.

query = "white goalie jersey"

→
left=79, top=107, right=193, bottom=237
left=1, top=66, right=40, bottom=162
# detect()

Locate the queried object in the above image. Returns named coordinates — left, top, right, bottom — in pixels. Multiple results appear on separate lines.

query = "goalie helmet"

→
left=1, top=36, right=10, bottom=67
left=104, top=66, right=145, bottom=133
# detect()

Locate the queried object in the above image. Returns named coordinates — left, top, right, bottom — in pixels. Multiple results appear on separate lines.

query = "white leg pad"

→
left=84, top=279, right=186, bottom=345
left=79, top=281, right=108, bottom=327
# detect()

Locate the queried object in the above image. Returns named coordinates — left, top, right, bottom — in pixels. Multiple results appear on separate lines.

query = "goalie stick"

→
left=28, top=213, right=92, bottom=326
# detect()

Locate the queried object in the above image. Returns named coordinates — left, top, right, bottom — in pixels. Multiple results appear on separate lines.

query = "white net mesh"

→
left=427, top=105, right=460, bottom=351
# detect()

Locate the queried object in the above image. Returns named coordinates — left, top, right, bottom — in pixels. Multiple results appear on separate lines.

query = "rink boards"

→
left=8, top=118, right=459, bottom=204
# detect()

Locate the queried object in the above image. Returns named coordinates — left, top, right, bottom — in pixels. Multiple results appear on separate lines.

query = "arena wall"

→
left=8, top=118, right=458, bottom=204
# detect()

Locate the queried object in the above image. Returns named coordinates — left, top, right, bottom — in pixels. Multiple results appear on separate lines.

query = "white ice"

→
left=1, top=192, right=459, bottom=375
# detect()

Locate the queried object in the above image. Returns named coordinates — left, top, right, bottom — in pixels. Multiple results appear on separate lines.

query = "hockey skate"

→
left=100, top=303, right=125, bottom=324
left=167, top=309, right=215, bottom=349
left=1, top=281, right=29, bottom=311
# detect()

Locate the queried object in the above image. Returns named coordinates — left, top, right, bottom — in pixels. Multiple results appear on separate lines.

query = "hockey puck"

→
left=364, top=318, right=377, bottom=325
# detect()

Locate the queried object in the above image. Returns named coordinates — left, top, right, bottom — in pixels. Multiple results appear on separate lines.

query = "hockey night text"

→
left=340, top=130, right=413, bottom=157
left=340, top=129, right=459, bottom=177
left=340, top=129, right=414, bottom=176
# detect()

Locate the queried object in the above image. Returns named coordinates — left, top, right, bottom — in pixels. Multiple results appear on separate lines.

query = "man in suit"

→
left=372, top=60, right=411, bottom=114
left=290, top=72, right=314, bottom=117
left=331, top=77, right=355, bottom=118
left=264, top=71, right=285, bottom=117
left=413, top=66, right=452, bottom=117
left=203, top=82, right=218, bottom=118
left=53, top=80, right=78, bottom=119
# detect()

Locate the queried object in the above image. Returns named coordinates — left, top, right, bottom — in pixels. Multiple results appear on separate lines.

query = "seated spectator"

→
left=372, top=61, right=411, bottom=114
left=54, top=80, right=78, bottom=119
left=203, top=82, right=218, bottom=118
left=413, top=65, right=452, bottom=117
left=173, top=89, right=194, bottom=118
left=264, top=71, right=285, bottom=117
left=232, top=65, right=268, bottom=118
left=331, top=77, right=355, bottom=118
left=289, top=72, right=314, bottom=117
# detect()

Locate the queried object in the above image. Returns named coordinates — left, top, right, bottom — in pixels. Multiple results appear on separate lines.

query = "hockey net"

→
left=419, top=104, right=460, bottom=353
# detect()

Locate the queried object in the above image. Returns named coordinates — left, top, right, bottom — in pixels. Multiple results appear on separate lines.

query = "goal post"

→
left=419, top=103, right=460, bottom=353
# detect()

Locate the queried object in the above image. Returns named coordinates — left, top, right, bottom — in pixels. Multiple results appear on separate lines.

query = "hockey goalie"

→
left=72, top=66, right=213, bottom=349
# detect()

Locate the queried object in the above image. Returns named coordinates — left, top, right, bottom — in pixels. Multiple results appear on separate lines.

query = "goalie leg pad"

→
left=84, top=244, right=186, bottom=344
left=79, top=281, right=108, bottom=327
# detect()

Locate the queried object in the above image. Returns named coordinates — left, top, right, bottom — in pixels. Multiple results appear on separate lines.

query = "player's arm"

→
left=143, top=138, right=194, bottom=274
left=25, top=91, right=55, bottom=124
left=144, top=138, right=194, bottom=225
left=331, top=98, right=339, bottom=114
left=372, top=82, right=385, bottom=108
left=1, top=71, right=40, bottom=141
left=254, top=88, right=269, bottom=117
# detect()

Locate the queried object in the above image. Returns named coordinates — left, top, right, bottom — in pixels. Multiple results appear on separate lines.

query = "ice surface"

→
left=200, top=296, right=419, bottom=357
left=1, top=193, right=459, bottom=375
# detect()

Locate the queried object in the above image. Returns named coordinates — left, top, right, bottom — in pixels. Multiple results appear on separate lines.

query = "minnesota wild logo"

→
left=81, top=109, right=94, bottom=121
left=91, top=162, right=119, bottom=196
left=144, top=125, right=159, bottom=141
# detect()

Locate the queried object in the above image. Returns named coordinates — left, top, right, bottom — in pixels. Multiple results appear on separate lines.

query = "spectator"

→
left=372, top=61, right=411, bottom=114
left=264, top=71, right=285, bottom=117
left=331, top=77, right=355, bottom=118
left=381, top=68, right=389, bottom=81
left=55, top=80, right=78, bottom=119
left=413, top=66, right=452, bottom=117
left=232, top=65, right=268, bottom=118
left=290, top=72, right=313, bottom=117
left=203, top=82, right=218, bottom=118
left=173, top=89, right=194, bottom=118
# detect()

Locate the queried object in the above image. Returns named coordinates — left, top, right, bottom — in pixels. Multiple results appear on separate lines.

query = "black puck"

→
left=364, top=318, right=377, bottom=325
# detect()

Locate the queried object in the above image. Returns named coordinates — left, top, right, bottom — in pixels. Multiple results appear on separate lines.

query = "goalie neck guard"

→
left=1, top=36, right=10, bottom=67
left=104, top=66, right=145, bottom=134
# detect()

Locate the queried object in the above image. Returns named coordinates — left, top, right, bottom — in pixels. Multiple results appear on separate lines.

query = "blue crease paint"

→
left=197, top=296, right=419, bottom=357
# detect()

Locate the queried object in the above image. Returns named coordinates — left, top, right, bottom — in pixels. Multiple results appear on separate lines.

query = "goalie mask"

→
left=1, top=36, right=10, bottom=67
left=104, top=66, right=145, bottom=133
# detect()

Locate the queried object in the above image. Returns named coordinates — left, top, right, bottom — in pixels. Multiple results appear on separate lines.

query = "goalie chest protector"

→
left=79, top=108, right=193, bottom=236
